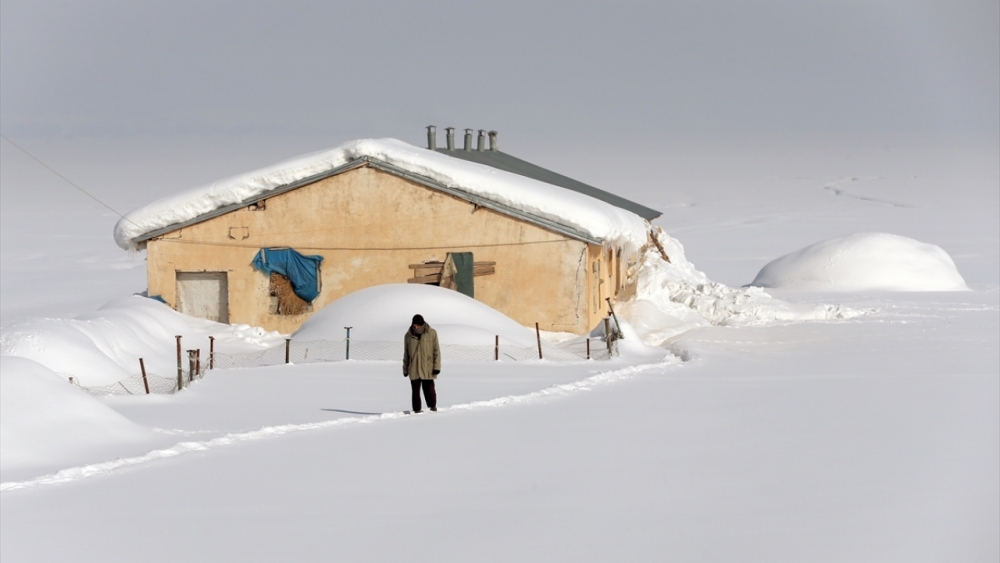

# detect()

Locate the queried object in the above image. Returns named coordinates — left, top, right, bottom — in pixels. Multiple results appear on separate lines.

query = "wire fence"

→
left=69, top=335, right=618, bottom=396
left=213, top=337, right=612, bottom=370
left=65, top=368, right=204, bottom=397
left=77, top=373, right=181, bottom=396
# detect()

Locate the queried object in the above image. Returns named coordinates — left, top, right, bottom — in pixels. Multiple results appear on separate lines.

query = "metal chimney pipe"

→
left=426, top=125, right=436, bottom=150
left=445, top=127, right=455, bottom=150
left=488, top=130, right=498, bottom=151
left=464, top=129, right=473, bottom=151
left=477, top=130, right=486, bottom=152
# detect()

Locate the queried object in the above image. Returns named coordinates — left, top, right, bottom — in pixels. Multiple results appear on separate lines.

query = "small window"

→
left=252, top=248, right=323, bottom=315
left=269, top=273, right=312, bottom=315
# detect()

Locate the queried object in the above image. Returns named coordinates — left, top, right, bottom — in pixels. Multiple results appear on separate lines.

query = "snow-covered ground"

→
left=1, top=136, right=997, bottom=562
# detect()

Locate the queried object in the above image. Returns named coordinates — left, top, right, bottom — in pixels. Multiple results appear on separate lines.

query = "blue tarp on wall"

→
left=251, top=248, right=324, bottom=302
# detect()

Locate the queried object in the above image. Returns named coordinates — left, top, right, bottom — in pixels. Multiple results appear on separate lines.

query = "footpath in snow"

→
left=0, top=357, right=676, bottom=492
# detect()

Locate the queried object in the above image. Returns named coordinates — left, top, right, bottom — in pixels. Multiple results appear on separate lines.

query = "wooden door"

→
left=176, top=271, right=229, bottom=323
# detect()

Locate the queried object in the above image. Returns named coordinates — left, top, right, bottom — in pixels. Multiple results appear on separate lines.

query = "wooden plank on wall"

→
left=407, top=262, right=496, bottom=284
left=407, top=261, right=496, bottom=269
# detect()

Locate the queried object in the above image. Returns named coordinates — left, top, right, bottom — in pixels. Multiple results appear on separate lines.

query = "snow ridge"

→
left=0, top=357, right=677, bottom=492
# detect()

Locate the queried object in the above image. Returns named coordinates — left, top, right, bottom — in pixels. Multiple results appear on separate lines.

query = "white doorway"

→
left=176, top=271, right=229, bottom=323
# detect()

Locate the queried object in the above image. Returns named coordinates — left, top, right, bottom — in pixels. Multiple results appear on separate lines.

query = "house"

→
left=114, top=129, right=661, bottom=335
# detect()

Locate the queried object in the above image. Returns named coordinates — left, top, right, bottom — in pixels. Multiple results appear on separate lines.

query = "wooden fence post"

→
left=195, top=349, right=201, bottom=377
left=586, top=338, right=590, bottom=360
left=175, top=335, right=183, bottom=390
left=494, top=335, right=499, bottom=361
left=344, top=327, right=352, bottom=360
left=285, top=339, right=291, bottom=364
left=188, top=350, right=197, bottom=383
left=209, top=336, right=215, bottom=370
left=139, top=358, right=150, bottom=395
left=605, top=297, right=624, bottom=339
left=535, top=322, right=543, bottom=360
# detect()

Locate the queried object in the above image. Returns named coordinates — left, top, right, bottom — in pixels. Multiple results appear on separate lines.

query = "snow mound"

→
left=293, top=284, right=538, bottom=347
left=113, top=138, right=650, bottom=253
left=0, top=296, right=285, bottom=387
left=750, top=233, right=969, bottom=291
left=620, top=228, right=857, bottom=346
left=0, top=356, right=152, bottom=474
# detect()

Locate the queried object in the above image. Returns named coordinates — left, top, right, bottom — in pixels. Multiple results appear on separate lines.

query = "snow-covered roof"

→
left=113, top=138, right=653, bottom=252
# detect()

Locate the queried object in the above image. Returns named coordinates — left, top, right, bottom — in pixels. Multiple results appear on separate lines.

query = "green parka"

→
left=403, top=325, right=441, bottom=380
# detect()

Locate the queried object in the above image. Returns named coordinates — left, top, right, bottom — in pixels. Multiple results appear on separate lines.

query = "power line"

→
left=1, top=133, right=137, bottom=226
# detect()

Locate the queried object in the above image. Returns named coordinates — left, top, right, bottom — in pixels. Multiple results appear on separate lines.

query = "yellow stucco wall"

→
left=146, top=165, right=630, bottom=335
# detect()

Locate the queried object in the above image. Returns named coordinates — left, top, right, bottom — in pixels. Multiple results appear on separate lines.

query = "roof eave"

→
left=132, top=156, right=603, bottom=247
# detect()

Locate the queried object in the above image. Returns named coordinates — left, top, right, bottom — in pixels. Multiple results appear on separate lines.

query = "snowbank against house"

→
left=0, top=356, right=153, bottom=475
left=113, top=138, right=650, bottom=253
left=293, top=284, right=538, bottom=347
left=0, top=296, right=284, bottom=387
left=750, top=233, right=969, bottom=291
left=618, top=228, right=856, bottom=346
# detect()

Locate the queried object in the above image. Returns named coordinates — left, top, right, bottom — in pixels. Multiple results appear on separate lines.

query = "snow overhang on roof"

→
left=114, top=138, right=654, bottom=252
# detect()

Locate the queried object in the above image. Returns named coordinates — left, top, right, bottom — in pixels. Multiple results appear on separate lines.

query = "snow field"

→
left=0, top=356, right=675, bottom=492
left=1, top=137, right=996, bottom=562
left=3, top=291, right=995, bottom=562
left=0, top=226, right=970, bottom=478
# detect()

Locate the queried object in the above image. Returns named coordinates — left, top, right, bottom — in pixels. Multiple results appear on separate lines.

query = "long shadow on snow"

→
left=321, top=408, right=385, bottom=416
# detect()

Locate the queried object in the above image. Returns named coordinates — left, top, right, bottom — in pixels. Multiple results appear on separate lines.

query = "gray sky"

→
left=1, top=0, right=997, bottom=141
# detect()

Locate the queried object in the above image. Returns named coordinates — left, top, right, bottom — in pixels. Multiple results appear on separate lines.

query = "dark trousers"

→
left=411, top=379, right=436, bottom=412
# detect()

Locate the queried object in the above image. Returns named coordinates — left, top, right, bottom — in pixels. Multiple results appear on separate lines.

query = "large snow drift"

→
left=113, top=138, right=650, bottom=252
left=0, top=356, right=153, bottom=473
left=618, top=228, right=856, bottom=346
left=293, top=284, right=538, bottom=347
left=750, top=233, right=969, bottom=291
left=0, top=296, right=284, bottom=387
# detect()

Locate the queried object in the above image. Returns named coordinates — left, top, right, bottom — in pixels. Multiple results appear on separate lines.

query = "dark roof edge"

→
left=133, top=156, right=602, bottom=246
left=435, top=148, right=662, bottom=220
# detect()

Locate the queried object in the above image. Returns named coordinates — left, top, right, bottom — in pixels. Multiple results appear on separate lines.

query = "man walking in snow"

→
left=403, top=314, right=441, bottom=413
